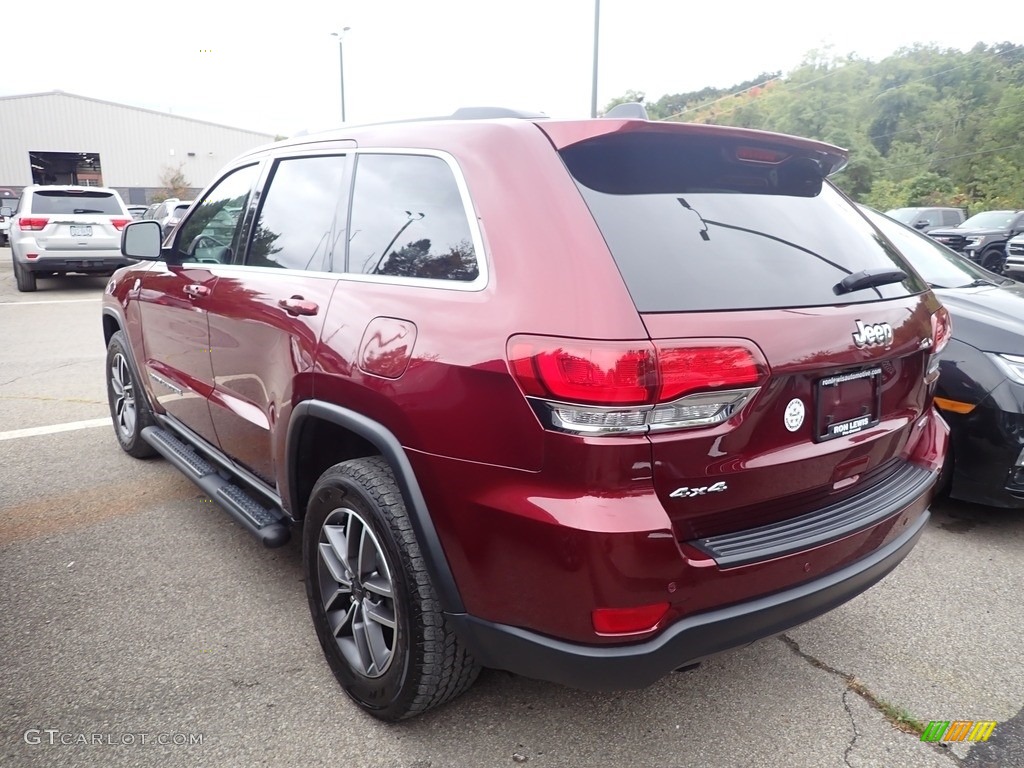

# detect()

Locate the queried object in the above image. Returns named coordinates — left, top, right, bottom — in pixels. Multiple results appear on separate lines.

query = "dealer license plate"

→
left=815, top=367, right=882, bottom=441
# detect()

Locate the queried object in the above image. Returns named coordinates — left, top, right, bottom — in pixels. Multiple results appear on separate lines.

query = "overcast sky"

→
left=3, top=1, right=1011, bottom=137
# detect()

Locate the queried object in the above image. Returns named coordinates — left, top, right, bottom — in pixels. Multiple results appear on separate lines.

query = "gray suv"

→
left=885, top=206, right=965, bottom=233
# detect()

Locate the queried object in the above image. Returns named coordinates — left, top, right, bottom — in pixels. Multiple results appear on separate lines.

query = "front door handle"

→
left=183, top=284, right=210, bottom=298
left=279, top=296, right=319, bottom=316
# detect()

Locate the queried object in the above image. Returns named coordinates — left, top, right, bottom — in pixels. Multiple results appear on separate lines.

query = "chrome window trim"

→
left=200, top=147, right=489, bottom=292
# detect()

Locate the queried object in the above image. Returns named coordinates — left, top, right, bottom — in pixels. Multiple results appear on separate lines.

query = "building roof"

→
left=0, top=90, right=276, bottom=139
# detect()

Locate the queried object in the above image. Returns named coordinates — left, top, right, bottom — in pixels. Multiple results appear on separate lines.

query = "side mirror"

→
left=121, top=220, right=164, bottom=260
left=0, top=206, right=12, bottom=217
left=913, top=220, right=929, bottom=229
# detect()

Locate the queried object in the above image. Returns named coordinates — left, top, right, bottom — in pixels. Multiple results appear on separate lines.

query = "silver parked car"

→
left=6, top=185, right=134, bottom=292
left=141, top=198, right=195, bottom=240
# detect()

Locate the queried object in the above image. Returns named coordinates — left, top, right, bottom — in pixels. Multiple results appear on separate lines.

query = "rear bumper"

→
left=21, top=255, right=132, bottom=273
left=448, top=510, right=929, bottom=690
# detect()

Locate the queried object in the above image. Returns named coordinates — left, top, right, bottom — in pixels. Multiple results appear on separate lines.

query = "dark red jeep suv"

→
left=103, top=106, right=950, bottom=720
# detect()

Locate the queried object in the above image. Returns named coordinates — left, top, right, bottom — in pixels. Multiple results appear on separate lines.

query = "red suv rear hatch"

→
left=542, top=120, right=946, bottom=542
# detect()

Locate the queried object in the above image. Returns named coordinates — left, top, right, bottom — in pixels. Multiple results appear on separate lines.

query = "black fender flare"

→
left=286, top=400, right=465, bottom=614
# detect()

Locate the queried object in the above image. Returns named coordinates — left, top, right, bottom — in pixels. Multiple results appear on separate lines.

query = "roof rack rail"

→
left=448, top=107, right=548, bottom=120
left=602, top=102, right=649, bottom=120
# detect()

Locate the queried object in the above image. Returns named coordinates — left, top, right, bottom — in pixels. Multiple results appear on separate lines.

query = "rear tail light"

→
left=508, top=336, right=767, bottom=435
left=931, top=306, right=952, bottom=355
left=18, top=217, right=49, bottom=231
left=926, top=307, right=952, bottom=380
left=111, top=218, right=131, bottom=231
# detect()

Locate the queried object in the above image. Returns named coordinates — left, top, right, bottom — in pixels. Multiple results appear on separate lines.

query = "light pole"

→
left=331, top=27, right=351, bottom=123
left=590, top=0, right=600, bottom=118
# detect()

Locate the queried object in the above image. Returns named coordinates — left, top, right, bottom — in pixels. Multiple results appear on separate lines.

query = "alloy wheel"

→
left=109, top=352, right=137, bottom=439
left=317, top=507, right=397, bottom=678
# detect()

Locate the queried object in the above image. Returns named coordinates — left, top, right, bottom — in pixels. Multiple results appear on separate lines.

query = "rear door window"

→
left=942, top=210, right=962, bottom=227
left=560, top=133, right=926, bottom=312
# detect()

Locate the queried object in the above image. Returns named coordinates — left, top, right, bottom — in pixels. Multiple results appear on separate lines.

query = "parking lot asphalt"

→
left=1, top=249, right=1021, bottom=768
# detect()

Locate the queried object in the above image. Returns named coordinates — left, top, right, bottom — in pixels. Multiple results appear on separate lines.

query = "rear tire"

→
left=303, top=457, right=479, bottom=721
left=12, top=257, right=36, bottom=292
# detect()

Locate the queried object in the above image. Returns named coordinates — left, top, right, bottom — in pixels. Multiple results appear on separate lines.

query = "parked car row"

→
left=908, top=208, right=1024, bottom=275
left=1, top=190, right=201, bottom=290
left=140, top=197, right=195, bottom=240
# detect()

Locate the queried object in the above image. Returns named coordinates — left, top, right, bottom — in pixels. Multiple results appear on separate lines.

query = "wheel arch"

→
left=287, top=400, right=465, bottom=614
left=102, top=307, right=122, bottom=345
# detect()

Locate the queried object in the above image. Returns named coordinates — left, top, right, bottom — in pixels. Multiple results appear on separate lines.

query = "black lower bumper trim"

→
left=25, top=258, right=132, bottom=273
left=448, top=510, right=929, bottom=691
left=692, top=462, right=933, bottom=567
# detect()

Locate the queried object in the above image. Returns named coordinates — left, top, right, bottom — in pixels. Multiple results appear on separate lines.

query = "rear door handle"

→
left=279, top=296, right=319, bottom=316
left=183, top=284, right=210, bottom=298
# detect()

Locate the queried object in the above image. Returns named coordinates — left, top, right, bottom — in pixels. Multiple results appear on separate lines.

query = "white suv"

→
left=5, top=185, right=134, bottom=292
left=1004, top=232, right=1024, bottom=279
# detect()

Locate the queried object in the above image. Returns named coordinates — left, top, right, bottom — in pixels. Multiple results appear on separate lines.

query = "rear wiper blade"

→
left=834, top=268, right=908, bottom=295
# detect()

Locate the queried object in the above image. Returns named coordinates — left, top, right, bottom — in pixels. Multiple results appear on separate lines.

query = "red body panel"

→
left=204, top=269, right=335, bottom=484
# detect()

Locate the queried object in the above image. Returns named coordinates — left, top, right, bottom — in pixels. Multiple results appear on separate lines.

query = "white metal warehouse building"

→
left=0, top=91, right=276, bottom=204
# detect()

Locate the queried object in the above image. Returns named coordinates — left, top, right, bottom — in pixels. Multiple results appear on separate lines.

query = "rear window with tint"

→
left=561, top=133, right=925, bottom=312
left=31, top=190, right=123, bottom=215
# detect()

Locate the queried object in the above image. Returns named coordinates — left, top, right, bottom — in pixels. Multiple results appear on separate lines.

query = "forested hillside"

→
left=607, top=43, right=1024, bottom=212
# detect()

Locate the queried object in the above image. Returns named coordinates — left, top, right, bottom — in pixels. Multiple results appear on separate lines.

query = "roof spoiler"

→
left=602, top=102, right=649, bottom=120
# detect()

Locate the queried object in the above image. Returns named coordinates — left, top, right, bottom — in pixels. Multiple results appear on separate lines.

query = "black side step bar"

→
left=142, top=426, right=290, bottom=548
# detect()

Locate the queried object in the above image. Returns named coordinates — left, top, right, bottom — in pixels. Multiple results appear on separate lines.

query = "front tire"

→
left=105, top=331, right=157, bottom=458
left=12, top=257, right=36, bottom=292
left=982, top=247, right=1006, bottom=273
left=303, top=457, right=479, bottom=721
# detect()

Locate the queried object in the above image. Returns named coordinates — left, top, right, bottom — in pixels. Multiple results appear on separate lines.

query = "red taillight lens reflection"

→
left=931, top=306, right=952, bottom=355
left=592, top=603, right=670, bottom=634
left=657, top=345, right=763, bottom=401
left=111, top=218, right=131, bottom=231
left=19, top=217, right=49, bottom=231
left=508, top=336, right=766, bottom=406
left=509, top=341, right=656, bottom=405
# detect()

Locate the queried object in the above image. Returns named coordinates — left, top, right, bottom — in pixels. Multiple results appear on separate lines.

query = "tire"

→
left=12, top=257, right=36, bottom=292
left=303, top=456, right=480, bottom=721
left=105, top=331, right=157, bottom=458
left=981, top=247, right=1006, bottom=274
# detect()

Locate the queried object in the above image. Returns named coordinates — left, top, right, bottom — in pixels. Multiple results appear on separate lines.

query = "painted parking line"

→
left=0, top=299, right=102, bottom=306
left=0, top=417, right=110, bottom=441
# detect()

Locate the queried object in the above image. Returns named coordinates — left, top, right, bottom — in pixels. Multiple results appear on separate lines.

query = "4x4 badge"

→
left=670, top=481, right=728, bottom=499
left=852, top=319, right=894, bottom=348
